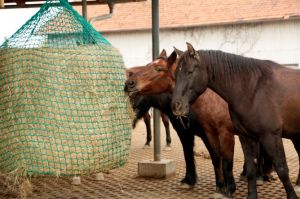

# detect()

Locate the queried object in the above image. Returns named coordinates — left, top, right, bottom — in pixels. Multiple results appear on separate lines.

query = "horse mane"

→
left=196, top=50, right=276, bottom=82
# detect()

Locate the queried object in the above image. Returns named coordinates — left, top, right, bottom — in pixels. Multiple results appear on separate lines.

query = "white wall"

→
left=0, top=8, right=38, bottom=44
left=103, top=20, right=300, bottom=68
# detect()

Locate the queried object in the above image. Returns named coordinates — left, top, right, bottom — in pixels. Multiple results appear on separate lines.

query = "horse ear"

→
left=159, top=49, right=167, bottom=58
left=186, top=42, right=196, bottom=56
left=167, top=50, right=177, bottom=66
left=173, top=47, right=183, bottom=56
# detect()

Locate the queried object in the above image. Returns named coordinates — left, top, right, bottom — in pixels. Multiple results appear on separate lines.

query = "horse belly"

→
left=282, top=121, right=300, bottom=138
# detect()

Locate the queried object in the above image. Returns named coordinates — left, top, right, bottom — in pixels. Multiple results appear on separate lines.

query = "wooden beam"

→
left=0, top=0, right=4, bottom=8
left=0, top=0, right=145, bottom=9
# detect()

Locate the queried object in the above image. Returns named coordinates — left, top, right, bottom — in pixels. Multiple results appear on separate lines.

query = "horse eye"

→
left=155, top=67, right=165, bottom=72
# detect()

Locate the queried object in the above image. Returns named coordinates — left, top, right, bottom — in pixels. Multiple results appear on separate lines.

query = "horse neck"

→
left=149, top=94, right=172, bottom=113
left=208, top=82, right=238, bottom=107
left=207, top=68, right=260, bottom=110
left=133, top=95, right=152, bottom=112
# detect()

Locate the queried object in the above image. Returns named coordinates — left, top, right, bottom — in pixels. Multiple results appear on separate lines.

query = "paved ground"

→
left=1, top=121, right=299, bottom=199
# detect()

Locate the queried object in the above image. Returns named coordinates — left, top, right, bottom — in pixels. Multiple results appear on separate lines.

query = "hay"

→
left=0, top=45, right=132, bottom=175
left=0, top=172, right=32, bottom=199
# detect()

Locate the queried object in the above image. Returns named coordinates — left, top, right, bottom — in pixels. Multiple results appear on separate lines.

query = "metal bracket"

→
left=89, top=0, right=115, bottom=24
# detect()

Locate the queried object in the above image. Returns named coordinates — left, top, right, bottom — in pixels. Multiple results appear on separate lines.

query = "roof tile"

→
left=75, top=0, right=300, bottom=32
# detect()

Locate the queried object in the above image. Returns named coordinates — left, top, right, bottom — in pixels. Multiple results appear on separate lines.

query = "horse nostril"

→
left=184, top=103, right=189, bottom=110
left=171, top=99, right=182, bottom=113
left=175, top=101, right=182, bottom=110
left=126, top=79, right=136, bottom=89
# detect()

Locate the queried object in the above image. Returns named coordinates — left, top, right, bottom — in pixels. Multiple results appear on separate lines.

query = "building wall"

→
left=102, top=20, right=300, bottom=68
left=2, top=14, right=299, bottom=69
left=0, top=8, right=38, bottom=44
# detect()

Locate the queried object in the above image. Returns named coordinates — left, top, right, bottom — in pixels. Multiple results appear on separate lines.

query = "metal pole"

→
left=152, top=0, right=161, bottom=162
left=82, top=0, right=87, bottom=20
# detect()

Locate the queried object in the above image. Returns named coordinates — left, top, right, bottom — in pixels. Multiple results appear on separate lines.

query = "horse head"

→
left=124, top=49, right=177, bottom=95
left=171, top=42, right=209, bottom=117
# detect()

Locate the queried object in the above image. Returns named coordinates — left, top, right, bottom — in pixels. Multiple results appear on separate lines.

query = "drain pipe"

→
left=88, top=0, right=115, bottom=24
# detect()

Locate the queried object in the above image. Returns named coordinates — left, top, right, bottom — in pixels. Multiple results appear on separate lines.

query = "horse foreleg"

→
left=161, top=113, right=171, bottom=147
left=261, top=134, right=297, bottom=199
left=239, top=135, right=259, bottom=199
left=201, top=131, right=225, bottom=197
left=240, top=159, right=247, bottom=181
left=200, top=132, right=225, bottom=195
left=177, top=131, right=197, bottom=187
left=143, top=112, right=152, bottom=146
left=291, top=138, right=300, bottom=197
left=244, top=143, right=272, bottom=185
left=256, top=146, right=264, bottom=185
left=219, top=130, right=236, bottom=198
left=258, top=145, right=274, bottom=183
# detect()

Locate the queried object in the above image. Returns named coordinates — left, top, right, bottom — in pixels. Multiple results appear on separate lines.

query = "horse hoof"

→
left=222, top=195, right=233, bottom=199
left=256, top=178, right=264, bottom=186
left=163, top=146, right=172, bottom=151
left=211, top=192, right=223, bottom=199
left=142, top=144, right=151, bottom=149
left=179, top=183, right=194, bottom=189
left=294, top=185, right=300, bottom=197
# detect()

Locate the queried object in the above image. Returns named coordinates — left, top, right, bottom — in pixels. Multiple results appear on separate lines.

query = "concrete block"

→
left=138, top=159, right=176, bottom=178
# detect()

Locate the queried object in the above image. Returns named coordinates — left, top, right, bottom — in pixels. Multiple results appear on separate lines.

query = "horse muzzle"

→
left=124, top=79, right=138, bottom=93
left=171, top=98, right=189, bottom=117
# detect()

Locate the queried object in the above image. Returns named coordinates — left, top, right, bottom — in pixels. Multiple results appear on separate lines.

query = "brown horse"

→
left=126, top=68, right=171, bottom=148
left=171, top=43, right=300, bottom=199
left=125, top=50, right=238, bottom=197
left=125, top=50, right=273, bottom=198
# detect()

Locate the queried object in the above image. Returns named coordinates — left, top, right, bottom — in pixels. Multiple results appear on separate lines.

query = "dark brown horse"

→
left=126, top=68, right=171, bottom=148
left=171, top=43, right=300, bottom=199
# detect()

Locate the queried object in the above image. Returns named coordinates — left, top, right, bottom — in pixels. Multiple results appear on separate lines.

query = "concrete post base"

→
left=138, top=159, right=176, bottom=178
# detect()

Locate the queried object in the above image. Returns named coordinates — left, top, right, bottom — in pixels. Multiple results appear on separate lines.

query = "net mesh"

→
left=0, top=0, right=132, bottom=175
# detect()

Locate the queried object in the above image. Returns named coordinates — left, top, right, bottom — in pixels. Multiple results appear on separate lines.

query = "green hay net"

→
left=0, top=0, right=132, bottom=175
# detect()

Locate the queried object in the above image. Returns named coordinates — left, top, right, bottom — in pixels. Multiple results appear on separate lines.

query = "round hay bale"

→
left=0, top=0, right=132, bottom=176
